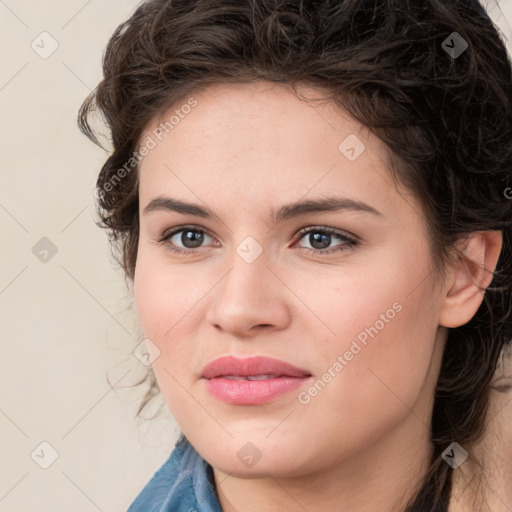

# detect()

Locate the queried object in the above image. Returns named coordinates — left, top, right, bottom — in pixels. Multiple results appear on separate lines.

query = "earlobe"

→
left=438, top=231, right=503, bottom=328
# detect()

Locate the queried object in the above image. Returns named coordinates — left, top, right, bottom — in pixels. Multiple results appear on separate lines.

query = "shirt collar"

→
left=127, top=436, right=223, bottom=512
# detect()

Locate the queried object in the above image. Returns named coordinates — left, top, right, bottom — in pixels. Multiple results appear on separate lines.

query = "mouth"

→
left=201, top=355, right=312, bottom=405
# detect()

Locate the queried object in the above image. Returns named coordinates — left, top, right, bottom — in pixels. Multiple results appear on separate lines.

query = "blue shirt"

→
left=127, top=436, right=223, bottom=512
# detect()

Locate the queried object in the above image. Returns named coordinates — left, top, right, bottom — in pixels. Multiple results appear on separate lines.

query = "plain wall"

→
left=0, top=2, right=179, bottom=511
left=0, top=1, right=511, bottom=511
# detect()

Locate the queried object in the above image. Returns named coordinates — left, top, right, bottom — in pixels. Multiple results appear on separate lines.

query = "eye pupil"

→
left=310, top=232, right=330, bottom=249
left=182, top=230, right=204, bottom=248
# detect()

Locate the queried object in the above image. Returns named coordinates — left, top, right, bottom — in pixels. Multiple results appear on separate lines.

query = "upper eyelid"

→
left=159, top=224, right=213, bottom=241
left=295, top=225, right=358, bottom=241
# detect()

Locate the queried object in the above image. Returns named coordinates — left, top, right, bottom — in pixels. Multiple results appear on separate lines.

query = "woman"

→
left=78, top=0, right=512, bottom=510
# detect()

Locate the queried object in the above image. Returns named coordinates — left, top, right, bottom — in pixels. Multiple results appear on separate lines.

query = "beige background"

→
left=0, top=1, right=511, bottom=511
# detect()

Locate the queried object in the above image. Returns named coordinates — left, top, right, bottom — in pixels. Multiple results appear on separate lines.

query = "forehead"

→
left=137, top=81, right=417, bottom=223
left=142, top=81, right=376, bottom=153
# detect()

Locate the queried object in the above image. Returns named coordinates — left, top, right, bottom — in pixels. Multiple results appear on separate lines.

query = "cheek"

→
left=134, top=257, right=199, bottom=417
left=133, top=249, right=211, bottom=389
left=290, top=289, right=439, bottom=466
left=134, top=274, right=168, bottom=344
left=302, top=248, right=440, bottom=407
left=134, top=246, right=202, bottom=340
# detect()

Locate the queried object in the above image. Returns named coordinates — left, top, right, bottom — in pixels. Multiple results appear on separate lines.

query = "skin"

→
left=133, top=80, right=502, bottom=512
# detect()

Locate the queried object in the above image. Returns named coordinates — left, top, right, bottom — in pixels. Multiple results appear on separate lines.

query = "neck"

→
left=213, top=417, right=434, bottom=512
left=450, top=388, right=512, bottom=512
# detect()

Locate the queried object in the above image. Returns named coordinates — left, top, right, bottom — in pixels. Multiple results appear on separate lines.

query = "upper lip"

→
left=201, top=355, right=311, bottom=379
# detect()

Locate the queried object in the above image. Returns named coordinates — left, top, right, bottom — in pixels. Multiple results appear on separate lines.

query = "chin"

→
left=197, top=437, right=311, bottom=478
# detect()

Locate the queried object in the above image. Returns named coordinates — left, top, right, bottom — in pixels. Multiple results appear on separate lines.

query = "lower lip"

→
left=203, top=376, right=310, bottom=405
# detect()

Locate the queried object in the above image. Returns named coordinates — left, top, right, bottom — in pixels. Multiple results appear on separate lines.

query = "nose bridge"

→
left=206, top=234, right=290, bottom=334
left=223, top=234, right=272, bottom=301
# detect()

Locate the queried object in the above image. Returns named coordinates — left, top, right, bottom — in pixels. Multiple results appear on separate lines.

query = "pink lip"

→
left=201, top=355, right=312, bottom=405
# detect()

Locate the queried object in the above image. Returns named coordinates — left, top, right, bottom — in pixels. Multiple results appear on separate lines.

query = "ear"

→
left=438, top=231, right=503, bottom=328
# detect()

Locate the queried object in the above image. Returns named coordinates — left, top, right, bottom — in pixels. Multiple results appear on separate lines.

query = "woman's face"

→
left=134, top=81, right=447, bottom=478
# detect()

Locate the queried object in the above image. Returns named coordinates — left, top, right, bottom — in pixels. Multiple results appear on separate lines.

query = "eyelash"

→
left=157, top=224, right=358, bottom=255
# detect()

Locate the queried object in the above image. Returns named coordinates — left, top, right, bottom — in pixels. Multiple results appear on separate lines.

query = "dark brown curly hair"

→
left=78, top=0, right=512, bottom=510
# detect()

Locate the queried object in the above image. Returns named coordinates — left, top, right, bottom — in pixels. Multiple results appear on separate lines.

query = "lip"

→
left=201, top=355, right=312, bottom=405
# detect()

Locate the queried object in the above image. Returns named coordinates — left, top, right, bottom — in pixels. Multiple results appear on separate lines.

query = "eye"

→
left=157, top=225, right=216, bottom=254
left=293, top=226, right=358, bottom=254
left=157, top=225, right=358, bottom=255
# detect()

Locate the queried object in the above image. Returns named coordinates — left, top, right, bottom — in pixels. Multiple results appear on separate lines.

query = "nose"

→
left=205, top=246, right=291, bottom=338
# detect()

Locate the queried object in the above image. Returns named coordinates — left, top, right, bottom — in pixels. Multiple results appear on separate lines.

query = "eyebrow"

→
left=143, top=195, right=382, bottom=222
